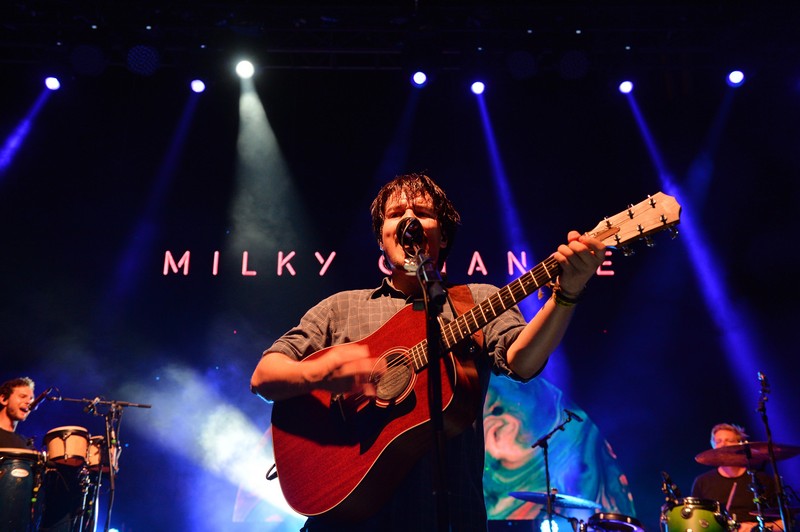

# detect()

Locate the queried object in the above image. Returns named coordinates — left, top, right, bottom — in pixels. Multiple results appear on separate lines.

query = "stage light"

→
left=411, top=71, right=427, bottom=87
left=471, top=81, right=485, bottom=95
left=559, top=50, right=589, bottom=80
left=540, top=518, right=559, bottom=532
left=69, top=44, right=107, bottom=76
left=727, top=70, right=745, bottom=87
left=190, top=79, right=206, bottom=93
left=618, top=80, right=634, bottom=94
left=126, top=44, right=160, bottom=76
left=44, top=77, right=61, bottom=91
left=236, top=60, right=255, bottom=79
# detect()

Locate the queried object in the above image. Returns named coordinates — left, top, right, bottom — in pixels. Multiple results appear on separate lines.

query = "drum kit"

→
left=661, top=440, right=800, bottom=532
left=509, top=439, right=800, bottom=532
left=0, top=426, right=117, bottom=532
left=510, top=490, right=647, bottom=532
left=0, top=393, right=150, bottom=532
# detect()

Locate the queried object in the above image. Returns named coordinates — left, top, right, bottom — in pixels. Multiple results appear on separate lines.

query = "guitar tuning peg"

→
left=621, top=245, right=635, bottom=257
left=642, top=236, right=655, bottom=248
left=668, top=226, right=679, bottom=239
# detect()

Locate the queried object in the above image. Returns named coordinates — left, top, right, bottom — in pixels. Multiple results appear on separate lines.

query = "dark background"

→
left=2, top=2, right=799, bottom=531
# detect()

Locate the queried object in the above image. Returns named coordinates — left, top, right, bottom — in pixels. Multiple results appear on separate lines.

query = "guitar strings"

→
left=343, top=202, right=668, bottom=405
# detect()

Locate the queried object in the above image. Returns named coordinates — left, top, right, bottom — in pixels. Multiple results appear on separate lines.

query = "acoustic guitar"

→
left=270, top=192, right=681, bottom=521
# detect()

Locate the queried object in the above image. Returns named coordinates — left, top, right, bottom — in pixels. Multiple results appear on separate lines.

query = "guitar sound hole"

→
left=375, top=353, right=412, bottom=403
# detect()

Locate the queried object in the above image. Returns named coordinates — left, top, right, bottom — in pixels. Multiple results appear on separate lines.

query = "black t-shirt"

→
left=691, top=468, right=776, bottom=523
left=0, top=426, right=33, bottom=449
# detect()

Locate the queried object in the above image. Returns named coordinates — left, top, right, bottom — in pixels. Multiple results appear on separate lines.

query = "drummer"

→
left=691, top=423, right=779, bottom=530
left=0, top=376, right=36, bottom=449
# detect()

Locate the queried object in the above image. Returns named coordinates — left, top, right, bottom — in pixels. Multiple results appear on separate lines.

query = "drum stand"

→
left=58, top=395, right=151, bottom=532
left=754, top=372, right=794, bottom=532
left=75, top=466, right=101, bottom=532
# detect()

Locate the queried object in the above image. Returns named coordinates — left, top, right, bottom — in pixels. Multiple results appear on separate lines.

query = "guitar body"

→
left=271, top=304, right=481, bottom=521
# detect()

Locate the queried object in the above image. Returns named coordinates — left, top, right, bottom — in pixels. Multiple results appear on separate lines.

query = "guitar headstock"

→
left=587, top=192, right=681, bottom=251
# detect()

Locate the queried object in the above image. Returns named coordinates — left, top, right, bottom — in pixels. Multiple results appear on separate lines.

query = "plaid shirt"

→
left=267, top=278, right=531, bottom=531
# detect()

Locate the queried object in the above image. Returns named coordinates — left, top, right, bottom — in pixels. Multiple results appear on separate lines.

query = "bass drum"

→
left=0, top=447, right=43, bottom=532
left=661, top=497, right=733, bottom=532
left=588, top=512, right=647, bottom=532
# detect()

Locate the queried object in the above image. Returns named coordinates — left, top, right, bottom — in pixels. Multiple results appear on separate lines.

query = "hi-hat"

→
left=510, top=491, right=601, bottom=510
left=695, top=442, right=800, bottom=467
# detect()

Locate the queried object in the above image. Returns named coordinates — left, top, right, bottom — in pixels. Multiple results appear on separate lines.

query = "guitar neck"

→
left=404, top=190, right=684, bottom=373
left=445, top=255, right=561, bottom=349
left=408, top=255, right=562, bottom=372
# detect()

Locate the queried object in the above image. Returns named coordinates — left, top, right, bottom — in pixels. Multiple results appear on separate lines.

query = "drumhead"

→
left=588, top=512, right=646, bottom=532
left=0, top=447, right=41, bottom=460
left=43, top=426, right=90, bottom=442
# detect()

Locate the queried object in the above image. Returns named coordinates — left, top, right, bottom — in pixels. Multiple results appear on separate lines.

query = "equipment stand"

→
left=755, top=372, right=794, bottom=532
left=531, top=411, right=582, bottom=531
left=414, top=249, right=449, bottom=532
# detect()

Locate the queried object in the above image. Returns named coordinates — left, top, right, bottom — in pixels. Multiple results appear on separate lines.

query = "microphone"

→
left=661, top=471, right=683, bottom=500
left=29, top=387, right=54, bottom=411
left=84, top=397, right=101, bottom=414
left=396, top=217, right=424, bottom=258
left=564, top=409, right=584, bottom=423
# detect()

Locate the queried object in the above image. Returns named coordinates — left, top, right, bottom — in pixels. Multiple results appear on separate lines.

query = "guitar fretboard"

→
left=403, top=191, right=681, bottom=373
left=407, top=255, right=561, bottom=372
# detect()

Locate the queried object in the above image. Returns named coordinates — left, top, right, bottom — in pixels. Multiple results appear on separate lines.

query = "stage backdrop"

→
left=2, top=11, right=800, bottom=531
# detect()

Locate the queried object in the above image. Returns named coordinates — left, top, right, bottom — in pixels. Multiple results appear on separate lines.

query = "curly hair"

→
left=0, top=376, right=35, bottom=408
left=369, top=173, right=461, bottom=265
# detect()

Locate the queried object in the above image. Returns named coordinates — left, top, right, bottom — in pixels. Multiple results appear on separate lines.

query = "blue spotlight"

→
left=471, top=81, right=486, bottom=95
left=411, top=71, right=427, bottom=88
left=618, top=80, right=634, bottom=94
left=44, top=77, right=61, bottom=91
left=727, top=70, right=745, bottom=87
left=190, top=79, right=206, bottom=93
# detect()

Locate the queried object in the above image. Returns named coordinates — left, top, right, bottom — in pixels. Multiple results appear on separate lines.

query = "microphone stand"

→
left=407, top=246, right=449, bottom=532
left=755, top=373, right=793, bottom=532
left=54, top=396, right=151, bottom=531
left=531, top=410, right=582, bottom=531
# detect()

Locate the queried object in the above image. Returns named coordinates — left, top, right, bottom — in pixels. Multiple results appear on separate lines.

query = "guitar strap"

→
left=446, top=284, right=484, bottom=352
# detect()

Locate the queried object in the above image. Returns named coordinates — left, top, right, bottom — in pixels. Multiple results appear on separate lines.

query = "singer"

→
left=250, top=172, right=605, bottom=531
left=0, top=376, right=37, bottom=449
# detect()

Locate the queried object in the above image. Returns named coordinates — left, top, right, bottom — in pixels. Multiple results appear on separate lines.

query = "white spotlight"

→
left=44, top=77, right=61, bottom=91
left=411, top=71, right=427, bottom=87
left=190, top=79, right=206, bottom=93
left=236, top=60, right=255, bottom=79
left=618, top=80, right=634, bottom=94
left=727, top=70, right=745, bottom=87
left=470, top=81, right=485, bottom=95
left=540, top=518, right=559, bottom=532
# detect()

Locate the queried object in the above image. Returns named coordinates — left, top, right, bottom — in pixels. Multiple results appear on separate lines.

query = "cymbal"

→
left=510, top=491, right=601, bottom=510
left=749, top=507, right=800, bottom=519
left=695, top=442, right=800, bottom=467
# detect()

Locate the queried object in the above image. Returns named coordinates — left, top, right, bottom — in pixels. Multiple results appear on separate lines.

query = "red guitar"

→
left=270, top=192, right=681, bottom=521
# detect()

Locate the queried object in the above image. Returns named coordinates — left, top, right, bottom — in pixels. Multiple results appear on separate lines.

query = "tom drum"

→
left=661, top=497, right=733, bottom=532
left=43, top=426, right=90, bottom=467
